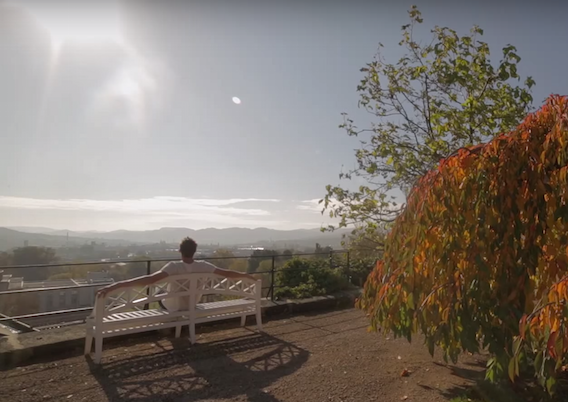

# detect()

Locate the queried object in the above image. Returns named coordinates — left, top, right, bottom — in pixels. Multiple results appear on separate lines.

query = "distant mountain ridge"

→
left=1, top=226, right=351, bottom=251
left=6, top=226, right=61, bottom=234
left=0, top=227, right=132, bottom=251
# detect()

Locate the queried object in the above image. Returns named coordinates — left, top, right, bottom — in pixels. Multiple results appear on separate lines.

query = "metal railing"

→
left=0, top=250, right=351, bottom=331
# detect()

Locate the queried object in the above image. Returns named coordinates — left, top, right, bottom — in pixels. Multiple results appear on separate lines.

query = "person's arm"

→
left=97, top=270, right=169, bottom=298
left=212, top=267, right=255, bottom=281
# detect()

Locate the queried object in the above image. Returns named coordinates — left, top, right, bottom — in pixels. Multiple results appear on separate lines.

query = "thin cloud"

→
left=297, top=198, right=334, bottom=213
left=0, top=196, right=280, bottom=217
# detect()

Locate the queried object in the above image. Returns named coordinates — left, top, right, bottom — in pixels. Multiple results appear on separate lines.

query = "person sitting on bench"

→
left=97, top=237, right=255, bottom=311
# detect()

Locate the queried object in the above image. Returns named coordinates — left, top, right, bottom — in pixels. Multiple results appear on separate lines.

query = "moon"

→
left=232, top=96, right=242, bottom=105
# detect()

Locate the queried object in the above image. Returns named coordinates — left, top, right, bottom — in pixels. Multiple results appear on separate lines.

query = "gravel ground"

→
left=0, top=309, right=487, bottom=402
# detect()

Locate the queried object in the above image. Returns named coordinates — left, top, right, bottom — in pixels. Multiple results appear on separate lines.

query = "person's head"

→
left=179, top=237, right=198, bottom=259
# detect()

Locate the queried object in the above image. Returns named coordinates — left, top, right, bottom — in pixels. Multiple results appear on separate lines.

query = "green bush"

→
left=274, top=257, right=349, bottom=299
left=328, top=254, right=377, bottom=287
left=345, top=257, right=377, bottom=287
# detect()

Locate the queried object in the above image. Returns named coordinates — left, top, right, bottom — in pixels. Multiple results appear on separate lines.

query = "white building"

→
left=2, top=271, right=114, bottom=313
left=0, top=273, right=24, bottom=291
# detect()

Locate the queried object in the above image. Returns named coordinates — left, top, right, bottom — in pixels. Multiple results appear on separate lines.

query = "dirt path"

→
left=0, top=309, right=487, bottom=402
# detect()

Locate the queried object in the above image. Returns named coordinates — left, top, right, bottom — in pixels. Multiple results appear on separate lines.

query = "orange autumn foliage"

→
left=357, top=95, right=568, bottom=393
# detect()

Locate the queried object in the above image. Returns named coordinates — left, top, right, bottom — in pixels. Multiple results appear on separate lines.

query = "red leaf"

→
left=547, top=331, right=559, bottom=359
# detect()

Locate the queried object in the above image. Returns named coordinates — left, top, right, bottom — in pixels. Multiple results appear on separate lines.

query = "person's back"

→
left=160, top=260, right=217, bottom=276
left=159, top=259, right=217, bottom=311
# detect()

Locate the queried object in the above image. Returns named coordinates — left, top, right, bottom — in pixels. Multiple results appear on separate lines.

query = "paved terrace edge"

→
left=0, top=289, right=361, bottom=370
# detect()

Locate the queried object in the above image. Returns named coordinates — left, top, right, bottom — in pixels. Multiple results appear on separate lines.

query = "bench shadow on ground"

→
left=87, top=332, right=309, bottom=402
left=86, top=309, right=366, bottom=402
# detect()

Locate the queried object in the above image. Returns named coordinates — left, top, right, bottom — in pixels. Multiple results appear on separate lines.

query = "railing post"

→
left=270, top=255, right=275, bottom=302
left=346, top=250, right=351, bottom=285
left=144, top=260, right=151, bottom=310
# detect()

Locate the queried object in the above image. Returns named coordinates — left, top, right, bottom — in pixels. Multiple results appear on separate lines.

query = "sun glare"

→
left=17, top=0, right=161, bottom=132
left=112, top=68, right=146, bottom=100
left=19, top=1, right=124, bottom=49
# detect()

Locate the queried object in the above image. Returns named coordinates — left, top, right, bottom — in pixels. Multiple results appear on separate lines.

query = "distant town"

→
left=0, top=227, right=345, bottom=333
left=0, top=226, right=351, bottom=259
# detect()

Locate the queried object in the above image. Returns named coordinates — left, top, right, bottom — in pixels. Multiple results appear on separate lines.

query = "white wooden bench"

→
left=84, top=273, right=263, bottom=363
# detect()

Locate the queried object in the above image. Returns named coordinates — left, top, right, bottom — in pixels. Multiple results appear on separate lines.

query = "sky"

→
left=0, top=0, right=567, bottom=231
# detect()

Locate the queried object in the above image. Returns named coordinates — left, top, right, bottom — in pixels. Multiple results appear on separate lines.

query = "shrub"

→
left=345, top=257, right=377, bottom=287
left=327, top=253, right=377, bottom=287
left=274, top=258, right=348, bottom=299
left=357, top=95, right=568, bottom=394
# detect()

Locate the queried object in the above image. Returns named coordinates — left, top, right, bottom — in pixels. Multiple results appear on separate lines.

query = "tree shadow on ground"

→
left=422, top=361, right=536, bottom=402
left=416, top=360, right=484, bottom=400
left=434, top=361, right=486, bottom=382
left=88, top=332, right=309, bottom=402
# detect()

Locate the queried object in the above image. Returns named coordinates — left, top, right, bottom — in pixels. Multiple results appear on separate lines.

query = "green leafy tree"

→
left=248, top=249, right=278, bottom=273
left=346, top=230, right=385, bottom=260
left=0, top=251, right=12, bottom=266
left=257, top=259, right=273, bottom=273
left=281, top=249, right=294, bottom=260
left=211, top=249, right=236, bottom=269
left=10, top=246, right=59, bottom=281
left=323, top=5, right=535, bottom=243
left=255, top=259, right=274, bottom=292
left=48, top=261, right=119, bottom=281
left=275, top=258, right=348, bottom=299
left=314, top=243, right=333, bottom=255
left=228, top=258, right=248, bottom=273
left=125, top=256, right=149, bottom=278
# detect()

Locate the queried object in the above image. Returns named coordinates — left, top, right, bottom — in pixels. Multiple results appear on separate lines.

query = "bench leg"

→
left=240, top=315, right=246, bottom=327
left=84, top=332, right=93, bottom=356
left=175, top=325, right=181, bottom=338
left=94, top=336, right=103, bottom=364
left=256, top=310, right=263, bottom=332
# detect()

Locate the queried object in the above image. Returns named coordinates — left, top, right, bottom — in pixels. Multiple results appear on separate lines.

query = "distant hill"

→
left=0, top=227, right=136, bottom=251
left=0, top=226, right=351, bottom=251
left=6, top=226, right=60, bottom=234
left=69, top=227, right=351, bottom=246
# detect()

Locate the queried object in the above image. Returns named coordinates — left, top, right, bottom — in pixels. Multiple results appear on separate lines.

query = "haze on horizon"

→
left=1, top=0, right=567, bottom=232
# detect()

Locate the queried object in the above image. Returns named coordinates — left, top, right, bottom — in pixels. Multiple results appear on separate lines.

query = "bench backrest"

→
left=93, top=273, right=261, bottom=318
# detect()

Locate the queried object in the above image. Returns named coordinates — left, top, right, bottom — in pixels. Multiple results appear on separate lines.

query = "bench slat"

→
left=103, top=309, right=173, bottom=323
left=196, top=299, right=254, bottom=310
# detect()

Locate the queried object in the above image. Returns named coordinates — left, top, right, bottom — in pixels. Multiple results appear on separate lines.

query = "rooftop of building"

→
left=2, top=271, right=114, bottom=291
